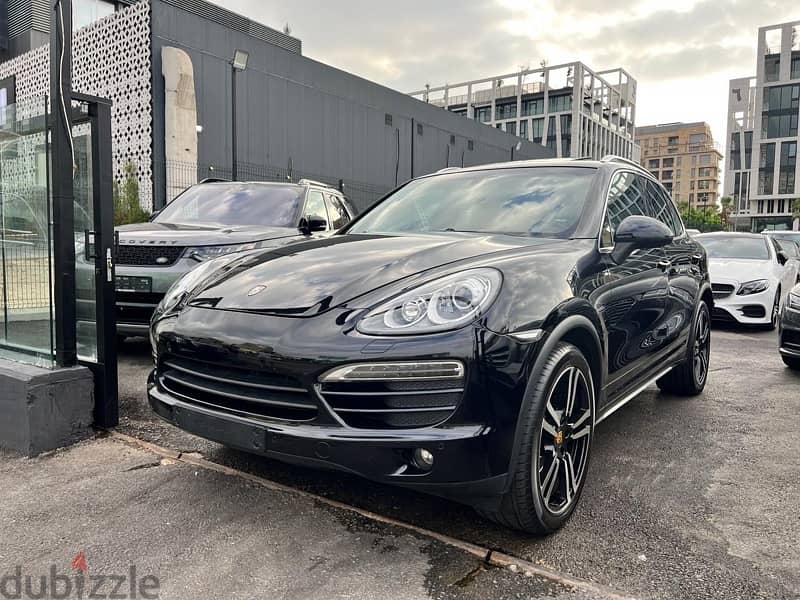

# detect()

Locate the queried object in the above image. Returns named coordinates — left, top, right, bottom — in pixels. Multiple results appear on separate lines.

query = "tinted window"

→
left=696, top=236, right=770, bottom=260
left=349, top=167, right=597, bottom=239
left=606, top=172, right=649, bottom=231
left=304, top=190, right=329, bottom=228
left=326, top=194, right=350, bottom=229
left=156, top=184, right=303, bottom=227
left=646, top=180, right=682, bottom=235
left=774, top=238, right=800, bottom=257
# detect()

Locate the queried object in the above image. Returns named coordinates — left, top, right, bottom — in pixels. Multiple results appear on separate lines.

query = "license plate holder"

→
left=115, top=275, right=152, bottom=293
left=173, top=406, right=267, bottom=453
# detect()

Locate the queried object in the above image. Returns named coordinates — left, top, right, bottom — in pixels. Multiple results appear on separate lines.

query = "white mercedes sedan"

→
left=695, top=232, right=799, bottom=329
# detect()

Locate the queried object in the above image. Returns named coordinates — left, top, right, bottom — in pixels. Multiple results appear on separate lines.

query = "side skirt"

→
left=596, top=365, right=674, bottom=424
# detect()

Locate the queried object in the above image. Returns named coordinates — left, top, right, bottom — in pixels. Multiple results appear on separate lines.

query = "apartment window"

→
left=699, top=167, right=714, bottom=177
left=690, top=181, right=695, bottom=190
left=778, top=141, right=797, bottom=194
left=691, top=155, right=697, bottom=166
left=519, top=119, right=528, bottom=140
left=759, top=143, right=776, bottom=195
left=505, top=121, right=516, bottom=136
left=757, top=200, right=765, bottom=214
left=648, top=159, right=659, bottom=169
left=521, top=98, right=544, bottom=116
left=548, top=94, right=572, bottom=112
left=767, top=199, right=775, bottom=213
left=474, top=106, right=491, bottom=122
left=531, top=118, right=544, bottom=142
left=689, top=193, right=694, bottom=202
left=662, top=170, right=673, bottom=181
left=730, top=132, right=741, bottom=170
left=699, top=154, right=712, bottom=165
left=662, top=158, right=674, bottom=168
left=496, top=103, right=516, bottom=120
left=778, top=199, right=786, bottom=213
left=765, top=55, right=781, bottom=83
left=73, top=0, right=115, bottom=30
left=676, top=169, right=681, bottom=179
left=793, top=54, right=800, bottom=80
left=744, top=131, right=753, bottom=170
left=560, top=114, right=572, bottom=157
left=467, top=140, right=474, bottom=151
left=668, top=136, right=679, bottom=146
left=689, top=133, right=706, bottom=144
left=691, top=168, right=696, bottom=177
left=697, top=180, right=710, bottom=190
left=762, top=85, right=800, bottom=138
left=545, top=116, right=557, bottom=151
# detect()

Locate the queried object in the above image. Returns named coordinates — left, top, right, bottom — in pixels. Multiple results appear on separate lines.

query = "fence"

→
left=162, top=160, right=392, bottom=213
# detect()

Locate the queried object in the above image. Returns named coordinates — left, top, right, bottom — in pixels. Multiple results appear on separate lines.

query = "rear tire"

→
left=782, top=355, right=800, bottom=370
left=476, top=342, right=594, bottom=534
left=657, top=302, right=710, bottom=396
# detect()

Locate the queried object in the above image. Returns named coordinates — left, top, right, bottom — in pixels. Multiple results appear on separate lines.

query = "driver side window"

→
left=304, top=190, right=330, bottom=230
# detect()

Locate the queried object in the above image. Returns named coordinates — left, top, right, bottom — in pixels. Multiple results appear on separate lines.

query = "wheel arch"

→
left=503, top=311, right=605, bottom=494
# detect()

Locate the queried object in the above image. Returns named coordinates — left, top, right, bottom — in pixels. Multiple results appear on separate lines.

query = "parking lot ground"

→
left=0, top=437, right=614, bottom=600
left=113, top=325, right=800, bottom=600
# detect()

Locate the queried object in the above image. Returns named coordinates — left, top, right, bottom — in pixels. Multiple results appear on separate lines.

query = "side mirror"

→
left=298, top=215, right=327, bottom=235
left=609, top=215, right=673, bottom=264
left=777, top=250, right=788, bottom=265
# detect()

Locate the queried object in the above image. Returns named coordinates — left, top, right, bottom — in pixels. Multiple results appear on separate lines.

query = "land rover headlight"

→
left=154, top=255, right=236, bottom=318
left=356, top=268, right=502, bottom=335
left=184, top=241, right=264, bottom=262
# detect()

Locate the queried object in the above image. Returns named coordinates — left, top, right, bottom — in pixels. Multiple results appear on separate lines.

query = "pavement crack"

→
left=124, top=460, right=161, bottom=472
left=451, top=563, right=491, bottom=588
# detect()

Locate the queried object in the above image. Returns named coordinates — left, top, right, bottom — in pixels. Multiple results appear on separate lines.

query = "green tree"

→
left=113, top=161, right=150, bottom=226
left=677, top=201, right=724, bottom=232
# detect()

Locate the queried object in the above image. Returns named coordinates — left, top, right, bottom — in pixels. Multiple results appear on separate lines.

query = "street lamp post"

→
left=230, top=49, right=249, bottom=181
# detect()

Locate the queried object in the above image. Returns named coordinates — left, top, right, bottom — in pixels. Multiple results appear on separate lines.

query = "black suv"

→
left=148, top=156, right=712, bottom=534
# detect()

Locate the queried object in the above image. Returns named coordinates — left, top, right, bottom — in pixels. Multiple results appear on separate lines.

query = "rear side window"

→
left=646, top=180, right=682, bottom=236
left=326, top=194, right=350, bottom=229
left=606, top=172, right=649, bottom=232
left=304, top=190, right=330, bottom=229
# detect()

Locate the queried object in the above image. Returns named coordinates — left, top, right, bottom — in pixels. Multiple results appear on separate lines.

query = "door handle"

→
left=106, top=248, right=114, bottom=283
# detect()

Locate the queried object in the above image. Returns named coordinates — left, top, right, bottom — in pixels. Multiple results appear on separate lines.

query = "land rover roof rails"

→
left=600, top=155, right=643, bottom=170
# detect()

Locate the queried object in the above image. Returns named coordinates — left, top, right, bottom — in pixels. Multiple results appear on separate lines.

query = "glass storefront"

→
left=0, top=97, right=54, bottom=367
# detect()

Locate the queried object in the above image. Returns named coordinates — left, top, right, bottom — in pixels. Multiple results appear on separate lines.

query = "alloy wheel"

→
left=771, top=294, right=780, bottom=328
left=693, top=307, right=711, bottom=386
left=536, top=366, right=593, bottom=516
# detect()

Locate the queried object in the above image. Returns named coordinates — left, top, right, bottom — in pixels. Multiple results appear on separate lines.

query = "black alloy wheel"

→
left=657, top=302, right=711, bottom=396
left=477, top=342, right=594, bottom=534
left=692, top=305, right=710, bottom=387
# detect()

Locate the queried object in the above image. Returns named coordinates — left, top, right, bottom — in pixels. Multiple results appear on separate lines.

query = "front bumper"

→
left=147, top=306, right=536, bottom=506
left=711, top=282, right=775, bottom=325
left=779, top=305, right=800, bottom=358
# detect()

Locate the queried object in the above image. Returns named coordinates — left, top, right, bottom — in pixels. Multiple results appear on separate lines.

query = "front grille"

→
left=158, top=354, right=318, bottom=422
left=116, top=245, right=185, bottom=266
left=712, top=283, right=735, bottom=299
left=319, top=378, right=463, bottom=429
left=740, top=305, right=766, bottom=319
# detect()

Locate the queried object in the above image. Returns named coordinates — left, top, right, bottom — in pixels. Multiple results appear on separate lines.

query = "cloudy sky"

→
left=218, top=0, right=797, bottom=153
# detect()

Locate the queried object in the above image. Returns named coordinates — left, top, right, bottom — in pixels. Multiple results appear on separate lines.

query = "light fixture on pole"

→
left=230, top=49, right=249, bottom=181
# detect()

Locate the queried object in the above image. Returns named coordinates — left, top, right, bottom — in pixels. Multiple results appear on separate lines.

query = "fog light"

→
left=413, top=448, right=434, bottom=470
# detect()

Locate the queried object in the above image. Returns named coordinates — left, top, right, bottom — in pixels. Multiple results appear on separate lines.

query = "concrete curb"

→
left=108, top=430, right=638, bottom=600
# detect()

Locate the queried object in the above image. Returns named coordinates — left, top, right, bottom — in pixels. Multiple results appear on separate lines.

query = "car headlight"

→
left=184, top=241, right=263, bottom=262
left=154, top=254, right=238, bottom=318
left=737, top=279, right=770, bottom=296
left=356, top=268, right=502, bottom=335
left=788, top=293, right=800, bottom=311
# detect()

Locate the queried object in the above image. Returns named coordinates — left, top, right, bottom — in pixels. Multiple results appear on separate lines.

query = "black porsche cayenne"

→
left=148, top=156, right=712, bottom=534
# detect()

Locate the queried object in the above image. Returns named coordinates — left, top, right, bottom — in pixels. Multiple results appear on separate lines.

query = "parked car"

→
left=102, top=179, right=355, bottom=337
left=685, top=228, right=701, bottom=236
left=695, top=232, right=798, bottom=329
left=767, top=237, right=800, bottom=283
left=778, top=283, right=800, bottom=370
left=762, top=230, right=800, bottom=246
left=148, top=156, right=712, bottom=535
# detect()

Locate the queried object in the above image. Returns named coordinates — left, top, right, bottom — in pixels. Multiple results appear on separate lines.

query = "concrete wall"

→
left=150, top=0, right=552, bottom=210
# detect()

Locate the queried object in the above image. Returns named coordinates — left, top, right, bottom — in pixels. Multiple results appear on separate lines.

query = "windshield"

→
left=156, top=184, right=304, bottom=227
left=348, top=167, right=597, bottom=238
left=697, top=236, right=770, bottom=260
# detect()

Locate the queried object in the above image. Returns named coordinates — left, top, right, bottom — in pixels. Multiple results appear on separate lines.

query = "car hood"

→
left=708, top=258, right=773, bottom=283
left=189, top=233, right=566, bottom=315
left=116, top=222, right=303, bottom=247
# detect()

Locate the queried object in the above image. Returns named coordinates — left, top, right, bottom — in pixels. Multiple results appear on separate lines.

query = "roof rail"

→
left=600, top=155, right=642, bottom=170
left=297, top=178, right=335, bottom=189
left=198, top=177, right=231, bottom=184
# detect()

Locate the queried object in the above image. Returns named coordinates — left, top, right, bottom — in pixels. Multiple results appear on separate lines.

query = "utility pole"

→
left=50, top=0, right=77, bottom=367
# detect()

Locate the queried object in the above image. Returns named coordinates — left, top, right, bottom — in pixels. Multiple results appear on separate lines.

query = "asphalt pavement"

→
left=110, top=325, right=800, bottom=599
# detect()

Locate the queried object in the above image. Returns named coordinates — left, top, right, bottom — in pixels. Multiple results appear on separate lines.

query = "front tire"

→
left=657, top=302, right=710, bottom=396
left=477, top=342, right=594, bottom=534
left=766, top=291, right=780, bottom=331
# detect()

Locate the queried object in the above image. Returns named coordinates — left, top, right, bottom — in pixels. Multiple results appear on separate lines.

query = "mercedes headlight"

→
left=737, top=279, right=770, bottom=296
left=788, top=292, right=800, bottom=311
left=184, top=241, right=263, bottom=262
left=356, top=268, right=502, bottom=335
left=154, top=255, right=237, bottom=318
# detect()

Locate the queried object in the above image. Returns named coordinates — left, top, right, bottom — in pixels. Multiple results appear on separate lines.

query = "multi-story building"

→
left=636, top=122, right=723, bottom=209
left=726, top=20, right=800, bottom=232
left=409, top=62, right=637, bottom=160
